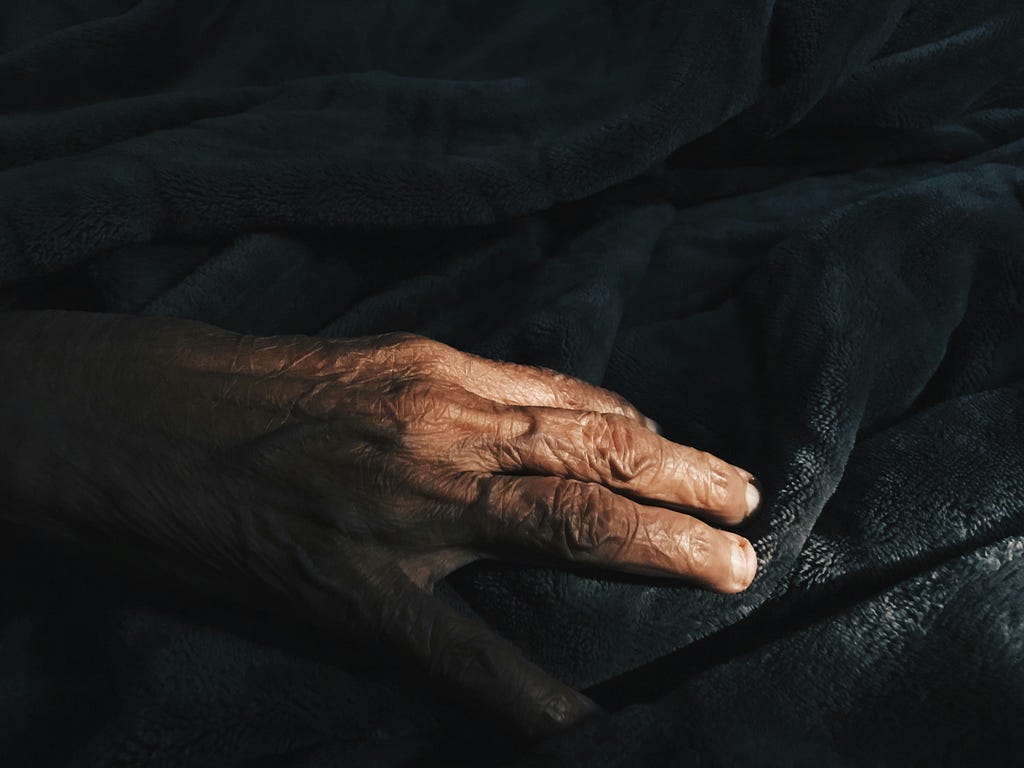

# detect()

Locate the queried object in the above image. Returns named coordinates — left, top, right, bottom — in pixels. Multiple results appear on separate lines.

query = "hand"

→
left=0, top=313, right=760, bottom=738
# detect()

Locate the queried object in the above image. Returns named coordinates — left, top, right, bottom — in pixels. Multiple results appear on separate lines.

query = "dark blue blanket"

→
left=2, top=1, right=1023, bottom=765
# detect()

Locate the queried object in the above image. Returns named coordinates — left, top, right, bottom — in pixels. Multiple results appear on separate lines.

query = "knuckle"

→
left=595, top=386, right=637, bottom=419
left=578, top=411, right=614, bottom=466
left=384, top=379, right=466, bottom=440
left=374, top=330, right=428, bottom=349
left=508, top=405, right=542, bottom=442
left=582, top=412, right=652, bottom=485
left=535, top=365, right=569, bottom=388
left=399, top=335, right=447, bottom=370
left=691, top=451, right=729, bottom=508
left=372, top=332, right=449, bottom=376
left=548, top=481, right=610, bottom=554
left=488, top=406, right=538, bottom=469
left=622, top=429, right=660, bottom=484
left=611, top=392, right=642, bottom=419
left=365, top=331, right=422, bottom=363
left=359, top=381, right=467, bottom=461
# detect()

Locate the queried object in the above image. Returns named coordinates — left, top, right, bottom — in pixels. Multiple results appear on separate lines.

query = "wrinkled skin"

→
left=0, top=311, right=760, bottom=737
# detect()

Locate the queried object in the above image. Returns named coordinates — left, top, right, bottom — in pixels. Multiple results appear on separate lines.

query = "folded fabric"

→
left=1, top=1, right=1022, bottom=764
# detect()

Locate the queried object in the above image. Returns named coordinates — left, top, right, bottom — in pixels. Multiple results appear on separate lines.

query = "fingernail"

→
left=745, top=481, right=761, bottom=514
left=731, top=541, right=757, bottom=587
left=644, top=416, right=662, bottom=434
left=538, top=692, right=605, bottom=736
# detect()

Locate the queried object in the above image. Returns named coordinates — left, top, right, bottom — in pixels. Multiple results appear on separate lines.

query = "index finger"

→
left=480, top=407, right=760, bottom=526
left=446, top=351, right=659, bottom=432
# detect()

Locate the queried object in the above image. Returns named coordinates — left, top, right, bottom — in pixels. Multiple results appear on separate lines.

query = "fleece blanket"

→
left=2, top=1, right=1024, bottom=765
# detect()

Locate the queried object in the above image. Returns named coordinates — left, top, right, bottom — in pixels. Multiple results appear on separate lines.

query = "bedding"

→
left=1, top=1, right=1023, bottom=764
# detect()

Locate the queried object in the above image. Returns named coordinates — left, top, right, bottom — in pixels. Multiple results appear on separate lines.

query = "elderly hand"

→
left=0, top=312, right=760, bottom=738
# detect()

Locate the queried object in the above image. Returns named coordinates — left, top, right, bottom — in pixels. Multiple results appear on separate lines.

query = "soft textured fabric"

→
left=1, top=1, right=1023, bottom=765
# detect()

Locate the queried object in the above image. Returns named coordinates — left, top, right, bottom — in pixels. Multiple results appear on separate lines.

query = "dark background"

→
left=1, top=1, right=1023, bottom=765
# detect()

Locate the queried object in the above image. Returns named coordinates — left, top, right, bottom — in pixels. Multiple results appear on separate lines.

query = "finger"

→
left=470, top=475, right=758, bottom=593
left=445, top=351, right=657, bottom=431
left=380, top=581, right=603, bottom=738
left=485, top=407, right=760, bottom=525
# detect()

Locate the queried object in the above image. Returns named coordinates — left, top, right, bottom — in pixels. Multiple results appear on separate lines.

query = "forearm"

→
left=0, top=310, right=126, bottom=532
left=0, top=311, right=268, bottom=595
left=0, top=309, right=764, bottom=736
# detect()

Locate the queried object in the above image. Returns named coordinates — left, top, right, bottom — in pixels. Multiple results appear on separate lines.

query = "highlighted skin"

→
left=0, top=311, right=761, bottom=738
